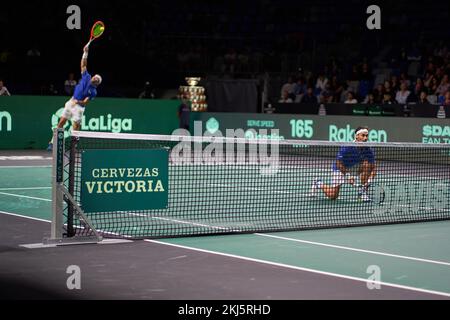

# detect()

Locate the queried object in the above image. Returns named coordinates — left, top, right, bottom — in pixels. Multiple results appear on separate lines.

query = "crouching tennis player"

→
left=310, top=126, right=376, bottom=202
left=47, top=43, right=102, bottom=151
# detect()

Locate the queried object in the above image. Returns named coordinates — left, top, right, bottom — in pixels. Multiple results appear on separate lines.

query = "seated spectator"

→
left=64, top=73, right=77, bottom=96
left=382, top=92, right=396, bottom=104
left=406, top=91, right=418, bottom=103
left=301, top=87, right=318, bottom=103
left=279, top=90, right=293, bottom=103
left=413, top=78, right=425, bottom=96
left=319, top=83, right=334, bottom=103
left=363, top=92, right=376, bottom=104
left=293, top=77, right=307, bottom=101
left=390, top=75, right=400, bottom=93
left=330, top=76, right=344, bottom=102
left=281, top=76, right=295, bottom=99
left=437, top=92, right=445, bottom=104
left=395, top=83, right=411, bottom=104
left=315, top=73, right=329, bottom=93
left=0, top=80, right=11, bottom=96
left=373, top=83, right=384, bottom=103
left=436, top=74, right=450, bottom=97
left=399, top=72, right=410, bottom=87
left=383, top=80, right=393, bottom=96
left=429, top=77, right=439, bottom=95
left=417, top=91, right=430, bottom=104
left=444, top=91, right=450, bottom=106
left=344, top=91, right=357, bottom=104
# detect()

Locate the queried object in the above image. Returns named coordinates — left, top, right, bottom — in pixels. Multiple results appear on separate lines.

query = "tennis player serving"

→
left=310, top=126, right=376, bottom=202
left=47, top=43, right=102, bottom=151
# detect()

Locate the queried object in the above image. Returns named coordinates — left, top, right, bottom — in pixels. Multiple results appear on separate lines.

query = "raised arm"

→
left=81, top=44, right=89, bottom=73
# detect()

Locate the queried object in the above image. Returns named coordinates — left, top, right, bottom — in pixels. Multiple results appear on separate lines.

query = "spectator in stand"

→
left=64, top=73, right=77, bottom=96
left=319, top=83, right=334, bottom=103
left=424, top=60, right=436, bottom=77
left=281, top=76, right=295, bottom=100
left=417, top=91, right=430, bottom=104
left=424, top=74, right=437, bottom=96
left=293, top=77, right=307, bottom=102
left=430, top=77, right=439, bottom=95
left=443, top=91, right=450, bottom=106
left=399, top=72, right=410, bottom=87
left=301, top=87, right=318, bottom=103
left=390, top=75, right=400, bottom=93
left=347, top=65, right=360, bottom=94
left=315, top=73, right=329, bottom=93
left=363, top=92, right=376, bottom=104
left=437, top=91, right=446, bottom=104
left=435, top=74, right=450, bottom=97
left=435, top=67, right=445, bottom=82
left=372, top=83, right=384, bottom=103
left=382, top=92, right=396, bottom=104
left=344, top=91, right=357, bottom=104
left=423, top=72, right=434, bottom=89
left=395, top=82, right=411, bottom=104
left=406, top=91, right=418, bottom=103
left=414, top=78, right=425, bottom=95
left=0, top=80, right=11, bottom=96
left=279, top=90, right=293, bottom=103
left=383, top=80, right=393, bottom=96
left=330, top=76, right=344, bottom=103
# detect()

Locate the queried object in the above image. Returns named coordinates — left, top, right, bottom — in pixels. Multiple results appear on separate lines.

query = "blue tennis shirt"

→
left=332, top=146, right=375, bottom=171
left=73, top=70, right=97, bottom=102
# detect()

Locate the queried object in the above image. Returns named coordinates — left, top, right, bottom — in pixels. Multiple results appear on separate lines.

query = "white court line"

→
left=0, top=210, right=51, bottom=223
left=2, top=208, right=450, bottom=296
left=141, top=214, right=450, bottom=267
left=0, top=192, right=51, bottom=202
left=0, top=210, right=131, bottom=239
left=0, top=187, right=51, bottom=191
left=144, top=238, right=450, bottom=298
left=255, top=233, right=450, bottom=267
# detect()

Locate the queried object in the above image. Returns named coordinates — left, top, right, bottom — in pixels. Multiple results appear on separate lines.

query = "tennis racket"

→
left=354, top=183, right=385, bottom=205
left=86, top=21, right=105, bottom=47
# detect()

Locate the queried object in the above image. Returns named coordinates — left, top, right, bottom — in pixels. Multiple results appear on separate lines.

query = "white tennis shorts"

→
left=62, top=98, right=85, bottom=123
left=331, top=170, right=347, bottom=187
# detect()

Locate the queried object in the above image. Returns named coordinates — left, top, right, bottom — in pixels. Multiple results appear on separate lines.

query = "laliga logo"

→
left=51, top=108, right=72, bottom=138
left=51, top=108, right=133, bottom=136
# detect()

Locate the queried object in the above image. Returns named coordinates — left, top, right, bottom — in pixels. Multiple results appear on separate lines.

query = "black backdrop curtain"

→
left=205, top=79, right=259, bottom=112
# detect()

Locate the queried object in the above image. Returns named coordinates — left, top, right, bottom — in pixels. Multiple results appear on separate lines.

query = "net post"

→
left=50, top=128, right=65, bottom=240
left=44, top=129, right=102, bottom=245
left=66, top=135, right=78, bottom=237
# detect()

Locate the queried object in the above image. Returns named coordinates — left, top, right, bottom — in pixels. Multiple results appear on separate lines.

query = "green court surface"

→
left=72, top=164, right=450, bottom=238
left=1, top=165, right=450, bottom=297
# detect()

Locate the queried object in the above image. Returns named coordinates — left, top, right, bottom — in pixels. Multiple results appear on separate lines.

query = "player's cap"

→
left=93, top=74, right=102, bottom=85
